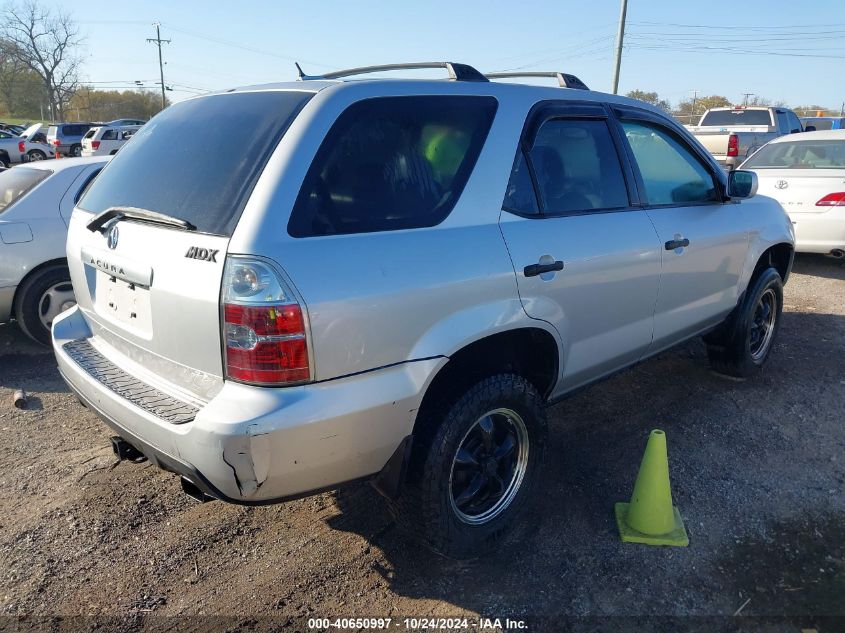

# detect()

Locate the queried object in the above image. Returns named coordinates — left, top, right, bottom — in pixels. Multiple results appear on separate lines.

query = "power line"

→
left=146, top=22, right=170, bottom=109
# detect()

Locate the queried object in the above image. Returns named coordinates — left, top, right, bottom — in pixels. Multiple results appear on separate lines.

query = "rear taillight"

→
left=17, top=141, right=24, bottom=153
left=727, top=133, right=739, bottom=157
left=222, top=258, right=310, bottom=385
left=816, top=192, right=845, bottom=207
left=91, top=141, right=100, bottom=150
left=52, top=139, right=60, bottom=146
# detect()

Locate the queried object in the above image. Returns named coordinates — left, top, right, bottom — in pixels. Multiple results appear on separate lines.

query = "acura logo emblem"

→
left=775, top=180, right=789, bottom=190
left=107, top=224, right=119, bottom=249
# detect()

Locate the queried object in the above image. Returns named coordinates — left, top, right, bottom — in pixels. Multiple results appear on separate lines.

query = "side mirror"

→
left=728, top=169, right=758, bottom=200
left=804, top=125, right=816, bottom=132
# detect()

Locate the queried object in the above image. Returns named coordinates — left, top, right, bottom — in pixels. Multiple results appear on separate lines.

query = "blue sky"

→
left=49, top=0, right=845, bottom=109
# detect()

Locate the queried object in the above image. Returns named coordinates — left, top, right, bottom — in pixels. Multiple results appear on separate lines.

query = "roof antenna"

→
left=295, top=62, right=305, bottom=80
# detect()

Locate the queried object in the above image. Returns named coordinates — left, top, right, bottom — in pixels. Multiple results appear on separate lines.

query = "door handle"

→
left=665, top=238, right=690, bottom=250
left=524, top=261, right=564, bottom=277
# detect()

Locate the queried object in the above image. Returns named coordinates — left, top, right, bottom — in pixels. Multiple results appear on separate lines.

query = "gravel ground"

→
left=0, top=254, right=843, bottom=632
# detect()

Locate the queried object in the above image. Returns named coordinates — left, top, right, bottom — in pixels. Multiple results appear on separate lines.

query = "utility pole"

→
left=611, top=0, right=628, bottom=94
left=690, top=90, right=700, bottom=125
left=742, top=92, right=755, bottom=106
left=840, top=101, right=844, bottom=117
left=147, top=22, right=171, bottom=110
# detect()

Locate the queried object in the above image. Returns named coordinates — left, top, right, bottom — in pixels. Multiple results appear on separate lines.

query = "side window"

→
left=529, top=118, right=628, bottom=214
left=776, top=111, right=790, bottom=134
left=621, top=121, right=719, bottom=205
left=786, top=111, right=802, bottom=133
left=102, top=129, right=118, bottom=141
left=288, top=96, right=497, bottom=237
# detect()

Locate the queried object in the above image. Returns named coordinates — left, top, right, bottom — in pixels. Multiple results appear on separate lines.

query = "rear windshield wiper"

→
left=86, top=206, right=197, bottom=234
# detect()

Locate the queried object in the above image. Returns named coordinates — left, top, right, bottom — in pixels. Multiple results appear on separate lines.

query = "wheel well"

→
left=754, top=243, right=793, bottom=283
left=412, top=328, right=558, bottom=439
left=12, top=258, right=69, bottom=314
left=0, top=149, right=9, bottom=163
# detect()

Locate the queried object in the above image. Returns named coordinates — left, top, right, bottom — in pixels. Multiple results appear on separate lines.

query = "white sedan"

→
left=0, top=156, right=110, bottom=344
left=741, top=129, right=845, bottom=257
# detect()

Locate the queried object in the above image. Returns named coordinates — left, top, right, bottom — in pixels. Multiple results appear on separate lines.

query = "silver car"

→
left=53, top=62, right=794, bottom=558
left=0, top=157, right=110, bottom=343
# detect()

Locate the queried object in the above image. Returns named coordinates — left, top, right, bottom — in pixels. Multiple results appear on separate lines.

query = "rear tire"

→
left=391, top=373, right=547, bottom=558
left=14, top=265, right=75, bottom=345
left=706, top=267, right=783, bottom=378
left=70, top=144, right=82, bottom=157
left=27, top=150, right=46, bottom=162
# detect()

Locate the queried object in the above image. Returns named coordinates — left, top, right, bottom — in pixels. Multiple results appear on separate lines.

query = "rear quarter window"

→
left=78, top=90, right=313, bottom=236
left=288, top=95, right=497, bottom=237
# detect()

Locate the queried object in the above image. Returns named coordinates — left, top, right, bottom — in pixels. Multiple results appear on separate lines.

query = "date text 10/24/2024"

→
left=307, top=617, right=528, bottom=630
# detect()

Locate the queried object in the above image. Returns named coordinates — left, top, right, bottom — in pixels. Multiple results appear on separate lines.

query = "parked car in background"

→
left=106, top=118, right=147, bottom=127
left=799, top=117, right=845, bottom=132
left=0, top=124, right=54, bottom=166
left=81, top=124, right=141, bottom=156
left=686, top=106, right=804, bottom=170
left=19, top=123, right=56, bottom=163
left=741, top=129, right=845, bottom=257
left=0, top=156, right=110, bottom=343
left=53, top=63, right=793, bottom=558
left=47, top=122, right=96, bottom=157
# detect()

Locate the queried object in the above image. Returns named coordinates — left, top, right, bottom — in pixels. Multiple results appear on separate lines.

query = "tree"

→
left=66, top=87, right=168, bottom=122
left=674, top=95, right=731, bottom=125
left=0, top=0, right=83, bottom=120
left=0, top=45, right=45, bottom=117
left=625, top=90, right=671, bottom=112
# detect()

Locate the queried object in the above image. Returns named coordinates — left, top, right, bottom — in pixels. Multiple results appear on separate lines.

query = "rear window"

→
left=742, top=140, right=845, bottom=169
left=700, top=110, right=772, bottom=126
left=79, top=90, right=313, bottom=236
left=83, top=128, right=97, bottom=139
left=0, top=168, right=51, bottom=214
left=288, top=95, right=497, bottom=237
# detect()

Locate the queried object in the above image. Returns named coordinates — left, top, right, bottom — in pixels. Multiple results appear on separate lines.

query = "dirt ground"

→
left=0, top=254, right=843, bottom=633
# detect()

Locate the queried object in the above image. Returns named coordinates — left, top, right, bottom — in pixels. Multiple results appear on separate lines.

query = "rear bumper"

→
left=790, top=210, right=845, bottom=254
left=53, top=305, right=443, bottom=504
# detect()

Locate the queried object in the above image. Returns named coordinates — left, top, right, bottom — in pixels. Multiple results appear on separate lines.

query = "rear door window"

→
left=101, top=129, right=118, bottom=141
left=0, top=168, right=51, bottom=214
left=528, top=118, right=629, bottom=214
left=79, top=90, right=313, bottom=236
left=288, top=95, right=497, bottom=237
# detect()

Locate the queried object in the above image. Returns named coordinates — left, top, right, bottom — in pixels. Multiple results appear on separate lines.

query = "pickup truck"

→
left=685, top=106, right=804, bottom=170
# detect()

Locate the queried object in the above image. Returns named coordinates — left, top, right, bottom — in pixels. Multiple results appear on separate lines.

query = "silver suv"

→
left=53, top=62, right=794, bottom=558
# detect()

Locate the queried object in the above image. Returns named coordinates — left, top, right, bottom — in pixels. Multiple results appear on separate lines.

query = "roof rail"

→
left=485, top=71, right=589, bottom=91
left=295, top=61, right=489, bottom=83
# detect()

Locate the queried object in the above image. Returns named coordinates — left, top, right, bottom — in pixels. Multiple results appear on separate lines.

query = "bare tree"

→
left=0, top=0, right=83, bottom=120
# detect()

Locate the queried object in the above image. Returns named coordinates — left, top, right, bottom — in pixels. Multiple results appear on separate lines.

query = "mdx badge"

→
left=185, top=246, right=219, bottom=262
left=107, top=224, right=119, bottom=249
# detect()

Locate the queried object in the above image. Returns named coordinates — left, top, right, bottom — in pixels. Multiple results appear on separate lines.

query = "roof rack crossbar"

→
left=295, top=61, right=488, bottom=83
left=485, top=71, right=589, bottom=91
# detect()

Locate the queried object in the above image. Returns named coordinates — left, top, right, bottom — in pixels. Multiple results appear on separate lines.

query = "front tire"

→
left=706, top=267, right=783, bottom=378
left=393, top=373, right=547, bottom=558
left=14, top=265, right=76, bottom=345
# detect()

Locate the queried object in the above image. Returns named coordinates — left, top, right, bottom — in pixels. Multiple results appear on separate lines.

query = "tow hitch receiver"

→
left=110, top=436, right=147, bottom=463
